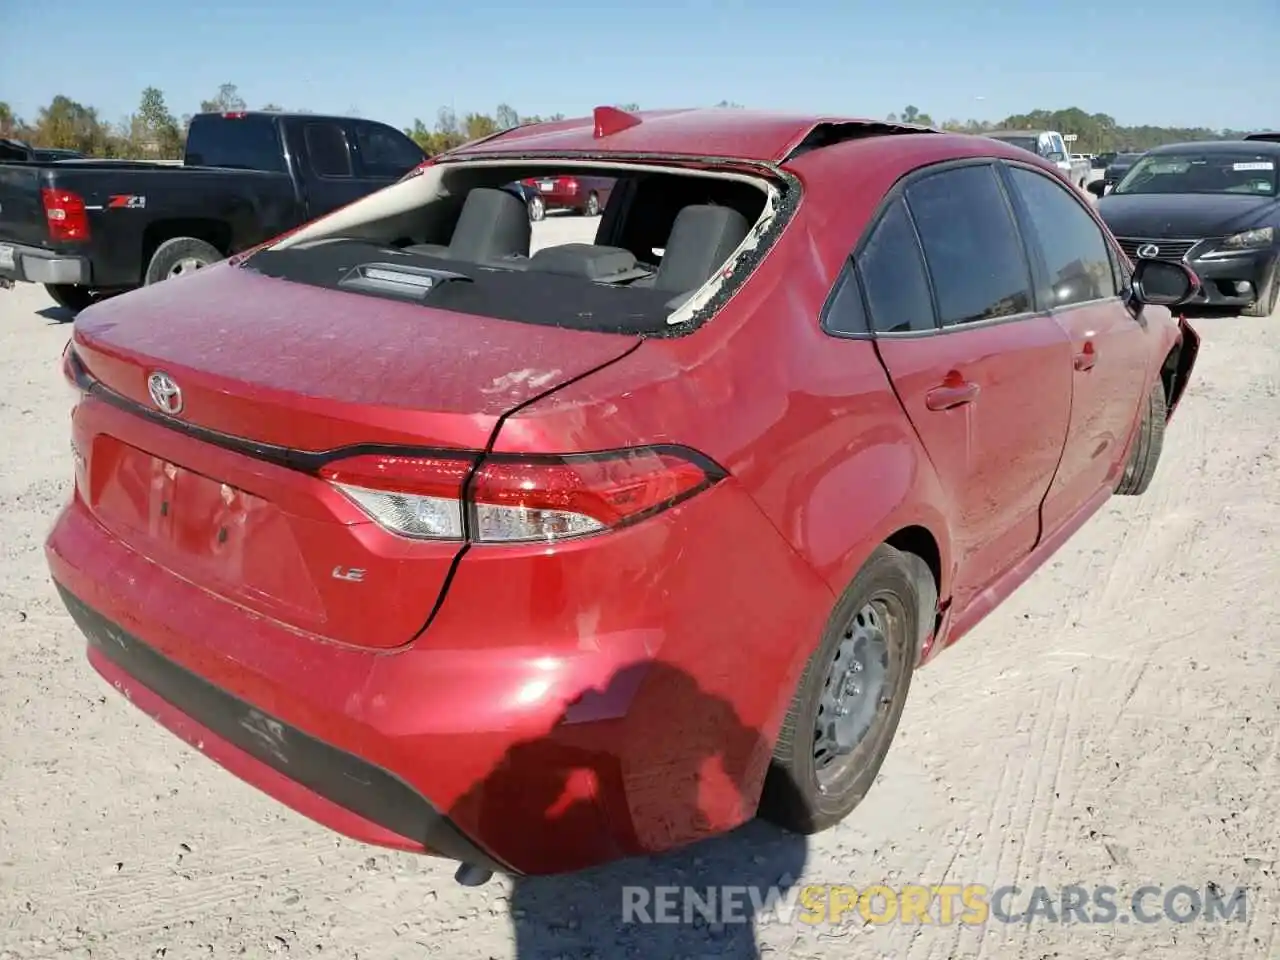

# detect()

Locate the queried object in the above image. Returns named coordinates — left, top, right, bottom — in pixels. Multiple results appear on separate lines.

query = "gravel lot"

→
left=0, top=214, right=1276, bottom=960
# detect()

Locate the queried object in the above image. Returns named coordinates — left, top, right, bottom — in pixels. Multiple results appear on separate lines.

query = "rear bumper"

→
left=0, top=241, right=90, bottom=285
left=1185, top=247, right=1278, bottom=311
left=59, top=583, right=506, bottom=871
left=47, top=471, right=832, bottom=875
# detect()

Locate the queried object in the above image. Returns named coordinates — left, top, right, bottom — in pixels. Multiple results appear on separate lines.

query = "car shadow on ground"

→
left=446, top=660, right=811, bottom=959
left=37, top=305, right=74, bottom=323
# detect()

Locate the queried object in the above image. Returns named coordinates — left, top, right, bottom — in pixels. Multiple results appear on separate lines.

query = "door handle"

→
left=1074, top=341, right=1097, bottom=371
left=925, top=374, right=980, bottom=411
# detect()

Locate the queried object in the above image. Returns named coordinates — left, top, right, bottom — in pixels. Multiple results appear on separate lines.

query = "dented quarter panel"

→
left=493, top=144, right=961, bottom=690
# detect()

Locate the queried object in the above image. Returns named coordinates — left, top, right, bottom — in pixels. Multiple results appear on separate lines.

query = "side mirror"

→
left=1086, top=180, right=1107, bottom=197
left=1128, top=258, right=1201, bottom=308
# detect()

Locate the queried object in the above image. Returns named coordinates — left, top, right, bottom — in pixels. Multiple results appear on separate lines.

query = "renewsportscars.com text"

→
left=621, top=882, right=1249, bottom=926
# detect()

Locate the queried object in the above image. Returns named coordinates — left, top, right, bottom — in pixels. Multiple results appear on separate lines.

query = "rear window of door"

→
left=905, top=164, right=1035, bottom=326
left=304, top=122, right=353, bottom=178
left=353, top=122, right=425, bottom=178
left=185, top=115, right=285, bottom=172
left=855, top=198, right=936, bottom=334
left=1004, top=165, right=1120, bottom=308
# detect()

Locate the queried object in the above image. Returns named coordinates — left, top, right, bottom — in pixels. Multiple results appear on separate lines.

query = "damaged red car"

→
left=47, top=106, right=1201, bottom=883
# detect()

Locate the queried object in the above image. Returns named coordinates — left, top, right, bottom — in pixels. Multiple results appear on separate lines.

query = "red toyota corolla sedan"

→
left=47, top=107, right=1201, bottom=883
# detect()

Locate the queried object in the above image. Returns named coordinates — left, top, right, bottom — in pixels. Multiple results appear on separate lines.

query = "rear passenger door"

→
left=861, top=162, right=1075, bottom=612
left=1000, top=162, right=1152, bottom=534
left=289, top=119, right=367, bottom=217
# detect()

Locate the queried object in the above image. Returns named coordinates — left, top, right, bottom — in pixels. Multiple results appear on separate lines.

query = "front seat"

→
left=643, top=204, right=751, bottom=294
left=408, top=187, right=531, bottom=263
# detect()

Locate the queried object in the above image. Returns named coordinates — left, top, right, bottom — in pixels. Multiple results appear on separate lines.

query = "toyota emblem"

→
left=147, top=371, right=183, bottom=415
left=1136, top=243, right=1160, bottom=259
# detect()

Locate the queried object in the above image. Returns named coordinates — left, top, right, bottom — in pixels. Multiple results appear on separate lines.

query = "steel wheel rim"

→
left=168, top=257, right=206, bottom=278
left=587, top=194, right=599, bottom=215
left=813, top=599, right=894, bottom=789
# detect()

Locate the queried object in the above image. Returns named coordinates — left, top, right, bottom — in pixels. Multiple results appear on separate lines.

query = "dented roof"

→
left=448, top=107, right=927, bottom=165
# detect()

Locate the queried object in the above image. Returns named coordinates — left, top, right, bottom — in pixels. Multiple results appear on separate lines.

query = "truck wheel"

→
left=1115, top=381, right=1167, bottom=496
left=44, top=284, right=95, bottom=314
left=758, top=544, right=919, bottom=834
left=144, top=237, right=223, bottom=285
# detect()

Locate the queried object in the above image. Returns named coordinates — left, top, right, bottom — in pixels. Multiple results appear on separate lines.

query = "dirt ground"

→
left=0, top=215, right=1275, bottom=959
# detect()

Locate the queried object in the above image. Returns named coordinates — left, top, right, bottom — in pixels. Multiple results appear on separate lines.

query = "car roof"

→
left=1147, top=139, right=1280, bottom=155
left=448, top=107, right=939, bottom=164
left=986, top=129, right=1054, bottom=137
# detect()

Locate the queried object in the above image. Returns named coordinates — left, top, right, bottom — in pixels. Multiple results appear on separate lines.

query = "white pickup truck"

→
left=986, top=129, right=1092, bottom=190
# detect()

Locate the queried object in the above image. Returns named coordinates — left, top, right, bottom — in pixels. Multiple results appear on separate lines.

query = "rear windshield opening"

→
left=241, top=161, right=779, bottom=335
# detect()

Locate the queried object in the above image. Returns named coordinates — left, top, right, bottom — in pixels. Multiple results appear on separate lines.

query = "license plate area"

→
left=89, top=438, right=323, bottom=618
left=538, top=180, right=555, bottom=191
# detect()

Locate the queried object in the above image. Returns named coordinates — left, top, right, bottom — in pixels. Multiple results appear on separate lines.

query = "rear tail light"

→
left=318, top=447, right=724, bottom=544
left=561, top=177, right=579, bottom=193
left=42, top=187, right=89, bottom=242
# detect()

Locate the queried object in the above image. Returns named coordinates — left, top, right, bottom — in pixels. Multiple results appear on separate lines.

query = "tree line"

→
left=0, top=86, right=1265, bottom=161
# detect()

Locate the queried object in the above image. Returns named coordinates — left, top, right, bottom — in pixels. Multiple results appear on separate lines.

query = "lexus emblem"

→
left=1136, top=243, right=1160, bottom=259
left=147, top=371, right=183, bottom=415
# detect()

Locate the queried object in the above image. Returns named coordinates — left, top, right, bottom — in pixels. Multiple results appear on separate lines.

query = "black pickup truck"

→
left=0, top=111, right=426, bottom=312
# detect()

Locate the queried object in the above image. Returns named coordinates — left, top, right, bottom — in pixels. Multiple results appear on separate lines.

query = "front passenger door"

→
left=1000, top=162, right=1152, bottom=536
left=865, top=163, right=1075, bottom=614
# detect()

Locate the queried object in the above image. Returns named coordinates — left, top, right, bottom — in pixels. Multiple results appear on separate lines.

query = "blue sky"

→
left=3, top=0, right=1277, bottom=133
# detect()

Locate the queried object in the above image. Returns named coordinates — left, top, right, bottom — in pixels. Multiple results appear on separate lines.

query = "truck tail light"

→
left=42, top=187, right=89, bottom=242
left=318, top=447, right=725, bottom=544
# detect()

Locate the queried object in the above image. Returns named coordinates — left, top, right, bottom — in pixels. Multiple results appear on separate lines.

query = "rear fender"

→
left=779, top=426, right=955, bottom=663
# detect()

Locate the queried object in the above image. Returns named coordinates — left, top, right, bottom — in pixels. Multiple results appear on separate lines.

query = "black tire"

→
left=1115, top=381, right=1167, bottom=496
left=1241, top=270, right=1279, bottom=318
left=44, top=284, right=95, bottom=314
left=583, top=191, right=600, bottom=217
left=527, top=194, right=546, bottom=222
left=143, top=237, right=222, bottom=286
left=759, top=544, right=920, bottom=834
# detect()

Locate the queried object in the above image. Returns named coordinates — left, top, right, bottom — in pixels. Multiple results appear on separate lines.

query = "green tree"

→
left=137, top=86, right=183, bottom=158
left=200, top=83, right=247, bottom=114
left=34, top=95, right=109, bottom=153
left=495, top=103, right=520, bottom=130
left=0, top=101, right=19, bottom=136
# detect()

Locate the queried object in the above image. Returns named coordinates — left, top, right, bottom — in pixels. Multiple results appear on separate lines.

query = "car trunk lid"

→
left=69, top=262, right=639, bottom=647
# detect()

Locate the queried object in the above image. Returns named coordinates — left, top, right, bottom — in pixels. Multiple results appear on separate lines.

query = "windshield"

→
left=1114, top=152, right=1277, bottom=196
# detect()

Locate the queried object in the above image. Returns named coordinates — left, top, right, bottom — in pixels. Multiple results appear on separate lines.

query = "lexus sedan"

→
left=1091, top=139, right=1280, bottom=316
left=49, top=107, right=1201, bottom=883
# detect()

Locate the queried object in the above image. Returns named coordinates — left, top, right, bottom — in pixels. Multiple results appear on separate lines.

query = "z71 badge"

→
left=108, top=194, right=146, bottom=209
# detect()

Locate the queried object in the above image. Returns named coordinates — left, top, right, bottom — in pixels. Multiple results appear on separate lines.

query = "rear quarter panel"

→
left=494, top=146, right=968, bottom=708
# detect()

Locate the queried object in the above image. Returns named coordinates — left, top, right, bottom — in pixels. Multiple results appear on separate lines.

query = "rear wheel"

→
left=44, top=284, right=95, bottom=314
left=759, top=544, right=919, bottom=834
left=143, top=237, right=222, bottom=286
left=583, top=192, right=600, bottom=217
left=1115, top=381, right=1167, bottom=496
left=527, top=194, right=545, bottom=222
